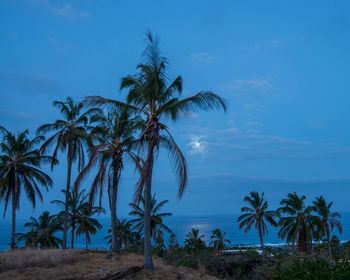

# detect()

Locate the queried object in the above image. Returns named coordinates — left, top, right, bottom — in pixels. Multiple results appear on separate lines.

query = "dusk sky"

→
left=1, top=0, right=350, bottom=220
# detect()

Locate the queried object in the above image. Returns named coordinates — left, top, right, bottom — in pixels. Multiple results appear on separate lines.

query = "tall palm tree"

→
left=37, top=97, right=97, bottom=249
left=16, top=211, right=62, bottom=248
left=74, top=109, right=142, bottom=253
left=278, top=192, right=322, bottom=252
left=238, top=191, right=279, bottom=248
left=0, top=127, right=54, bottom=249
left=129, top=193, right=173, bottom=241
left=84, top=32, right=227, bottom=270
left=210, top=229, right=231, bottom=252
left=52, top=189, right=103, bottom=248
left=312, top=195, right=342, bottom=259
left=75, top=204, right=103, bottom=248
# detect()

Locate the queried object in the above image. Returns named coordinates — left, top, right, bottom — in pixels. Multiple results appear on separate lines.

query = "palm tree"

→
left=278, top=192, right=322, bottom=252
left=238, top=191, right=279, bottom=248
left=16, top=211, right=62, bottom=248
left=52, top=189, right=103, bottom=248
left=210, top=229, right=231, bottom=252
left=74, top=109, right=142, bottom=253
left=312, top=195, right=342, bottom=259
left=75, top=204, right=103, bottom=248
left=184, top=228, right=206, bottom=251
left=0, top=127, right=54, bottom=249
left=84, top=32, right=227, bottom=270
left=129, top=194, right=173, bottom=241
left=37, top=97, right=97, bottom=249
left=105, top=218, right=134, bottom=251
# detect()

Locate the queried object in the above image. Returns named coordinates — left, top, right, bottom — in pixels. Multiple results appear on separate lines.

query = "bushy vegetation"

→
left=157, top=244, right=350, bottom=280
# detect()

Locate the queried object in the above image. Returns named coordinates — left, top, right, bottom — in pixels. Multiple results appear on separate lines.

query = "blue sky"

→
left=1, top=0, right=350, bottom=220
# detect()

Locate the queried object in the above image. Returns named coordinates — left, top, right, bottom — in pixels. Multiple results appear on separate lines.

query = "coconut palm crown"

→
left=238, top=191, right=279, bottom=248
left=312, top=195, right=342, bottom=259
left=16, top=211, right=62, bottom=249
left=51, top=189, right=104, bottom=249
left=129, top=193, right=173, bottom=240
left=210, top=228, right=231, bottom=252
left=278, top=192, right=322, bottom=252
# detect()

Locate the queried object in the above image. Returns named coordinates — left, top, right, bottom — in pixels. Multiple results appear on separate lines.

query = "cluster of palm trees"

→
left=238, top=191, right=342, bottom=258
left=14, top=188, right=103, bottom=249
left=0, top=32, right=227, bottom=270
left=183, top=228, right=231, bottom=253
left=15, top=190, right=172, bottom=251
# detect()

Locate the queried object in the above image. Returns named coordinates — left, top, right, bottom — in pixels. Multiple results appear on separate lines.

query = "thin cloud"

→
left=264, top=35, right=297, bottom=48
left=220, top=78, right=274, bottom=92
left=0, top=72, right=62, bottom=94
left=190, top=53, right=215, bottom=63
left=184, top=124, right=350, bottom=161
left=29, top=0, right=91, bottom=20
left=306, top=118, right=326, bottom=127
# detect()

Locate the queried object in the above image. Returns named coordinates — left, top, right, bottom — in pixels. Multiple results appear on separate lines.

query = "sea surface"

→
left=1, top=213, right=350, bottom=251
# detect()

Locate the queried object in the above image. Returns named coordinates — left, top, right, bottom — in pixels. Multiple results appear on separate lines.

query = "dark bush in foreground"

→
left=158, top=246, right=350, bottom=280
left=274, top=257, right=350, bottom=280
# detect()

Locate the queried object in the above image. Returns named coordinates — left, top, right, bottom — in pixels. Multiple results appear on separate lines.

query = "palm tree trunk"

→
left=62, top=142, right=73, bottom=249
left=10, top=187, right=16, bottom=249
left=258, top=225, right=264, bottom=249
left=143, top=140, right=155, bottom=270
left=71, top=221, right=75, bottom=249
left=327, top=225, right=332, bottom=260
left=110, top=166, right=121, bottom=253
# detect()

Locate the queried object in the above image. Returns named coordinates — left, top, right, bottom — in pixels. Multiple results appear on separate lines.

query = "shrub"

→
left=274, top=257, right=350, bottom=280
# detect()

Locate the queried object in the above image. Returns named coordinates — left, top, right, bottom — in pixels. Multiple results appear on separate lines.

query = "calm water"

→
left=1, top=213, right=350, bottom=251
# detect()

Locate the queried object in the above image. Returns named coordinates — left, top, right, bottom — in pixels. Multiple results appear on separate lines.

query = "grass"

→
left=0, top=249, right=219, bottom=279
left=0, top=249, right=86, bottom=272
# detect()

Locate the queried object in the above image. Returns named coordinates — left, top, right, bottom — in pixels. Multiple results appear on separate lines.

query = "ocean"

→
left=1, top=213, right=350, bottom=251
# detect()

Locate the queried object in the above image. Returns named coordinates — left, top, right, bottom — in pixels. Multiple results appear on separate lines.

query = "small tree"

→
left=185, top=228, right=206, bottom=251
left=209, top=229, right=231, bottom=253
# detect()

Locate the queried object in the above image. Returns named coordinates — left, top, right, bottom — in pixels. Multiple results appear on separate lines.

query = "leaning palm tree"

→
left=52, top=189, right=103, bottom=248
left=16, top=211, right=62, bottom=248
left=84, top=32, right=227, bottom=270
left=278, top=192, right=322, bottom=252
left=312, top=195, right=342, bottom=259
left=0, top=127, right=54, bottom=249
left=210, top=229, right=231, bottom=253
left=37, top=97, right=98, bottom=249
left=238, top=191, right=279, bottom=248
left=129, top=193, right=173, bottom=242
left=74, top=109, right=142, bottom=253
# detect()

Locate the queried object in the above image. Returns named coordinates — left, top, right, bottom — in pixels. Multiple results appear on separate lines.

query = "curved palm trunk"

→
left=10, top=187, right=16, bottom=249
left=110, top=165, right=121, bottom=253
left=143, top=140, right=155, bottom=270
left=62, top=143, right=73, bottom=249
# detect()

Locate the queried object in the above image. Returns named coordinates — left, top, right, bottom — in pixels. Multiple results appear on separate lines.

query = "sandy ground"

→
left=0, top=250, right=218, bottom=280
